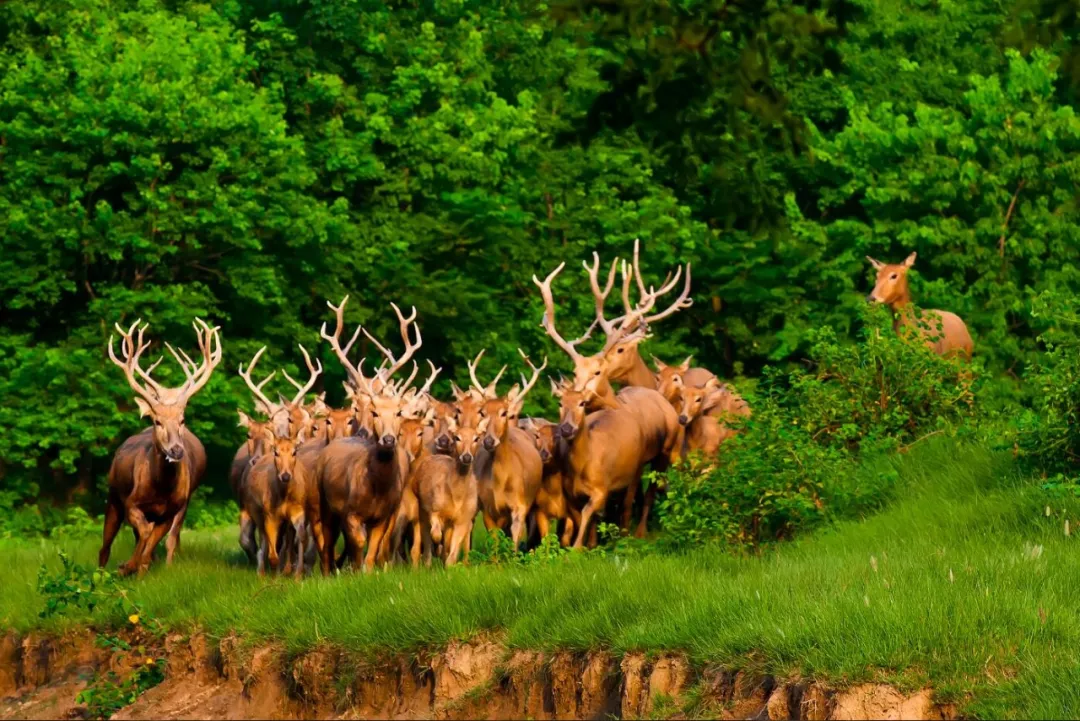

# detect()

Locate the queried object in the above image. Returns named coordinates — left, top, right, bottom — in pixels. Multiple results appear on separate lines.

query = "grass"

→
left=3, top=437, right=1080, bottom=719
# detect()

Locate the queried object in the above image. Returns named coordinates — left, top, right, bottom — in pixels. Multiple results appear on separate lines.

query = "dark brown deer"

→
left=866, top=253, right=974, bottom=360
left=100, top=319, right=221, bottom=576
left=519, top=417, right=574, bottom=546
left=317, top=300, right=423, bottom=573
left=473, top=350, right=547, bottom=548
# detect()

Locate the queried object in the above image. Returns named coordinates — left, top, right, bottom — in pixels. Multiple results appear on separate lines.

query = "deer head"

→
left=237, top=410, right=273, bottom=461
left=239, top=345, right=321, bottom=440
left=108, top=319, right=222, bottom=462
left=866, top=253, right=917, bottom=307
left=677, top=377, right=723, bottom=427
left=263, top=427, right=305, bottom=483
left=310, top=406, right=357, bottom=443
left=534, top=239, right=691, bottom=393
left=477, top=350, right=547, bottom=451
left=550, top=382, right=595, bottom=441
left=447, top=414, right=490, bottom=467
left=653, top=355, right=693, bottom=405
left=525, top=420, right=560, bottom=465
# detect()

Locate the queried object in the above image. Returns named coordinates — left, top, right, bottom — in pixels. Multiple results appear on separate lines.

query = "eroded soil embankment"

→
left=0, top=629, right=958, bottom=720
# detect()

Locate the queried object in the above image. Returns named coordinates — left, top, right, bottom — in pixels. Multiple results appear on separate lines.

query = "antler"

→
left=108, top=319, right=160, bottom=406
left=172, top=318, right=222, bottom=402
left=467, top=349, right=507, bottom=399
left=281, top=344, right=323, bottom=406
left=620, top=239, right=693, bottom=328
left=320, top=296, right=368, bottom=389
left=510, top=349, right=548, bottom=405
left=532, top=263, right=594, bottom=362
left=416, top=359, right=443, bottom=397
left=583, top=252, right=622, bottom=338
left=238, top=346, right=280, bottom=416
left=364, top=302, right=422, bottom=383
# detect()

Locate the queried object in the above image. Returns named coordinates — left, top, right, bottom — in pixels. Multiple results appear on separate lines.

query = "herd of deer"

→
left=97, top=248, right=972, bottom=577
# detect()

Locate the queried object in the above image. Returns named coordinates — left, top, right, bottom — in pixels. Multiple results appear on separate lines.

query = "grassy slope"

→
left=3, top=439, right=1079, bottom=719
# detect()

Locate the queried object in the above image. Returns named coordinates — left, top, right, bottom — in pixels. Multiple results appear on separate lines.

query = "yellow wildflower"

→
left=128, top=614, right=140, bottom=625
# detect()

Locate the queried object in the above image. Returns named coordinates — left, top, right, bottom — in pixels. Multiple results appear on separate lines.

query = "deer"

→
left=236, top=345, right=324, bottom=566
left=533, top=252, right=684, bottom=536
left=549, top=382, right=646, bottom=548
left=231, top=411, right=274, bottom=564
left=317, top=299, right=423, bottom=573
left=242, top=428, right=314, bottom=578
left=866, top=253, right=974, bottom=360
left=100, top=318, right=221, bottom=576
left=412, top=415, right=488, bottom=567
left=676, top=377, right=751, bottom=457
left=519, top=416, right=575, bottom=546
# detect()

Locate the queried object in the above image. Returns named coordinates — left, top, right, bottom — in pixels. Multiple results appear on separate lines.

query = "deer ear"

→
left=237, top=410, right=252, bottom=428
left=449, top=381, right=466, bottom=401
left=135, top=398, right=153, bottom=418
left=866, top=256, right=884, bottom=270
left=296, top=427, right=307, bottom=445
left=903, top=252, right=917, bottom=268
left=343, top=382, right=355, bottom=398
left=549, top=378, right=564, bottom=398
left=679, top=355, right=693, bottom=373
left=312, top=396, right=329, bottom=418
left=651, top=355, right=668, bottom=372
left=704, top=376, right=722, bottom=392
left=261, top=427, right=276, bottom=443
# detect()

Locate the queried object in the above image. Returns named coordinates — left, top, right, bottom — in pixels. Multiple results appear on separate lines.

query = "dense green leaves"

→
left=1, top=0, right=1079, bottom=518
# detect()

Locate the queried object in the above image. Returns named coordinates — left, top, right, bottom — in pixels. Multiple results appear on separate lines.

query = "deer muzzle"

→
left=459, top=452, right=473, bottom=466
left=379, top=434, right=396, bottom=448
left=166, top=445, right=185, bottom=462
left=435, top=434, right=451, bottom=451
left=539, top=448, right=551, bottom=462
left=558, top=422, right=576, bottom=439
left=482, top=436, right=496, bottom=451
left=280, top=471, right=292, bottom=483
left=677, top=414, right=689, bottom=426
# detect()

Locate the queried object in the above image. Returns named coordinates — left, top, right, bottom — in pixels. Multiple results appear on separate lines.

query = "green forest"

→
left=3, top=0, right=1080, bottom=533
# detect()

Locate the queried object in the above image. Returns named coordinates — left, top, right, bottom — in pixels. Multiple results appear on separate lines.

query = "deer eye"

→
left=578, top=401, right=585, bottom=408
left=371, top=411, right=379, bottom=418
left=154, top=420, right=162, bottom=427
left=501, top=410, right=507, bottom=418
left=594, top=370, right=601, bottom=376
left=454, top=435, right=461, bottom=442
left=326, top=419, right=332, bottom=426
left=616, top=348, right=624, bottom=354
left=890, top=273, right=898, bottom=280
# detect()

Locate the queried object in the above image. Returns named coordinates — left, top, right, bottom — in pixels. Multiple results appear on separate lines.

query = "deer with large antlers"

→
left=533, top=247, right=684, bottom=536
left=471, top=349, right=548, bottom=549
left=100, top=319, right=222, bottom=576
left=316, top=299, right=424, bottom=573
left=866, top=253, right=974, bottom=360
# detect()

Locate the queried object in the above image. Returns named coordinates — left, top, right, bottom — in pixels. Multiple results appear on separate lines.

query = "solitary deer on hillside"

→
left=100, top=319, right=221, bottom=576
left=866, top=253, right=974, bottom=360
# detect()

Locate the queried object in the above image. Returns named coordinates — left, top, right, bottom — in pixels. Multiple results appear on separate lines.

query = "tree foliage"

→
left=1, top=0, right=1078, bottom=514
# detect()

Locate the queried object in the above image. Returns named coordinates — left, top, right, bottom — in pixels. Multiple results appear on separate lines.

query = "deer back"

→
left=567, top=407, right=645, bottom=497
left=613, top=386, right=680, bottom=465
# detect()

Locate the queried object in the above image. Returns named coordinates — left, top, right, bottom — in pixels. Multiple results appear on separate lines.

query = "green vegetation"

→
left=3, top=0, right=1080, bottom=522
left=7, top=438, right=1080, bottom=719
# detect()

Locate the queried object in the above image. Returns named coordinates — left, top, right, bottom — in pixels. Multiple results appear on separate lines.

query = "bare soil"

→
left=0, top=629, right=959, bottom=720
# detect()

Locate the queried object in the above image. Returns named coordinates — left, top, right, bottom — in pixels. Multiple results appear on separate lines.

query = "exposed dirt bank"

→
left=0, top=629, right=959, bottom=720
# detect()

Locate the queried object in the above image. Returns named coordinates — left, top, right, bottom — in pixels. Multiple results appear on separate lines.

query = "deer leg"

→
left=280, top=525, right=295, bottom=576
left=410, top=519, right=423, bottom=569
left=482, top=511, right=498, bottom=532
left=263, top=517, right=282, bottom=575
left=291, top=513, right=306, bottom=580
left=257, top=532, right=268, bottom=576
left=344, top=514, right=366, bottom=570
left=320, top=516, right=339, bottom=576
left=239, top=511, right=258, bottom=565
left=119, top=507, right=154, bottom=576
left=165, top=501, right=189, bottom=565
left=510, top=508, right=527, bottom=550
left=535, top=510, right=551, bottom=545
left=421, top=521, right=434, bottom=568
left=560, top=515, right=575, bottom=547
left=308, top=519, right=325, bottom=574
left=574, top=492, right=606, bottom=549
left=363, top=517, right=390, bottom=573
left=621, top=482, right=638, bottom=531
left=445, top=523, right=470, bottom=568
left=636, top=483, right=658, bottom=539
left=136, top=520, right=171, bottom=576
left=462, top=520, right=473, bottom=566
left=98, top=496, right=123, bottom=568
left=377, top=512, right=398, bottom=567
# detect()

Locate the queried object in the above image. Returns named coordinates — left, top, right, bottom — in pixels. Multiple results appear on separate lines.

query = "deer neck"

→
left=887, top=281, right=913, bottom=314
left=621, top=352, right=657, bottom=389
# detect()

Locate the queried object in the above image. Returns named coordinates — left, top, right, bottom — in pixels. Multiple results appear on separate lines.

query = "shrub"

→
left=1015, top=290, right=1080, bottom=484
left=657, top=305, right=981, bottom=548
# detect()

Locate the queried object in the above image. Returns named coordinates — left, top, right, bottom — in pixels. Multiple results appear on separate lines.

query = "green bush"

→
left=1015, top=290, right=1080, bottom=484
left=657, top=306, right=981, bottom=547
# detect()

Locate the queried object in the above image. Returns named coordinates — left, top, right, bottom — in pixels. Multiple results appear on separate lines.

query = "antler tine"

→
left=319, top=296, right=366, bottom=387
left=393, top=360, right=420, bottom=397
left=362, top=302, right=422, bottom=382
left=626, top=239, right=693, bottom=324
left=281, top=344, right=323, bottom=406
left=176, top=318, right=222, bottom=400
left=485, top=364, right=507, bottom=398
left=107, top=319, right=159, bottom=405
left=532, top=263, right=585, bottom=362
left=417, top=359, right=442, bottom=397
left=467, top=349, right=488, bottom=395
left=513, top=349, right=548, bottom=404
left=353, top=358, right=377, bottom=397
left=583, top=252, right=620, bottom=336
left=238, top=346, right=280, bottom=416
